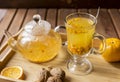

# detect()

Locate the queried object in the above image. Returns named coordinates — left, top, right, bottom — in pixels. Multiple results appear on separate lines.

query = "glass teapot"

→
left=5, top=14, right=62, bottom=63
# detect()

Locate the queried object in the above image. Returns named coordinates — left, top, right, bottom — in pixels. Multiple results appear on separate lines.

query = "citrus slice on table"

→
left=1, top=66, right=24, bottom=79
left=101, top=38, right=120, bottom=62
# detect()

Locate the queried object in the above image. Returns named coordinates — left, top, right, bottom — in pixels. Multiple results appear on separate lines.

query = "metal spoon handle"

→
left=96, top=6, right=100, bottom=19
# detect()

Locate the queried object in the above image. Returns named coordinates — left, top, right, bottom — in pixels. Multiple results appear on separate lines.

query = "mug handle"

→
left=93, top=33, right=106, bottom=54
left=54, top=25, right=67, bottom=45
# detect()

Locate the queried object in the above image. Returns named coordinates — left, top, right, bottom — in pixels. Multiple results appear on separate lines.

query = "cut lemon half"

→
left=1, top=66, right=24, bottom=79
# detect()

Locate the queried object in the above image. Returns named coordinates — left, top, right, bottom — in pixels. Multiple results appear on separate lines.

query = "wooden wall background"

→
left=0, top=0, right=120, bottom=8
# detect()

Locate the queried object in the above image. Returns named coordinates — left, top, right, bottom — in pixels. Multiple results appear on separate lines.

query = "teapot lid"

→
left=24, top=14, right=51, bottom=36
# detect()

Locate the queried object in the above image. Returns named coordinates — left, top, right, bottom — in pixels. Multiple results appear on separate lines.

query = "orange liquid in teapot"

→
left=8, top=30, right=61, bottom=63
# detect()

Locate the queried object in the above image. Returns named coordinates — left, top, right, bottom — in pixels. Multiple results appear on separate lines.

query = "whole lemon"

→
left=102, top=38, right=120, bottom=62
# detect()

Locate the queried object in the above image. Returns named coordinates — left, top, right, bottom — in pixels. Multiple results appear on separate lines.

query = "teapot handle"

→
left=54, top=25, right=67, bottom=45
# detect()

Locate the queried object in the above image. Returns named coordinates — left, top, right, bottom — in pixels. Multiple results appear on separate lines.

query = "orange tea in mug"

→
left=65, top=14, right=95, bottom=56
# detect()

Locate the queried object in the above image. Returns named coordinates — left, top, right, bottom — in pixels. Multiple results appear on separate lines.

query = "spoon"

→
left=96, top=7, right=100, bottom=19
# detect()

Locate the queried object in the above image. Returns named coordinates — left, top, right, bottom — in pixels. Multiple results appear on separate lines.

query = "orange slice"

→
left=1, top=66, right=24, bottom=79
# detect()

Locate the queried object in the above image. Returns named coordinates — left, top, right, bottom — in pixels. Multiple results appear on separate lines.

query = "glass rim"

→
left=65, top=12, right=97, bottom=28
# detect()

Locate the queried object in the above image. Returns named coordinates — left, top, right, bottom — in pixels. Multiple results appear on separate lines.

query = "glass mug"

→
left=55, top=12, right=106, bottom=75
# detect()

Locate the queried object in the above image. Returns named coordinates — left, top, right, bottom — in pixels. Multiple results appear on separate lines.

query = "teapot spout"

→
left=4, top=30, right=17, bottom=51
left=4, top=30, right=13, bottom=38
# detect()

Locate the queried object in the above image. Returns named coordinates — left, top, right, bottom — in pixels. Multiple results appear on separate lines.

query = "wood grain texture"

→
left=0, top=9, right=26, bottom=47
left=22, top=9, right=38, bottom=26
left=46, top=9, right=57, bottom=28
left=108, top=9, right=120, bottom=38
left=0, top=9, right=16, bottom=44
left=38, top=9, right=46, bottom=20
left=0, top=9, right=7, bottom=22
left=89, top=9, right=118, bottom=38
left=8, top=9, right=27, bottom=35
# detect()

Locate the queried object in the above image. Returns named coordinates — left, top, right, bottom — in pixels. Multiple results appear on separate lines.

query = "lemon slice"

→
left=1, top=66, right=24, bottom=79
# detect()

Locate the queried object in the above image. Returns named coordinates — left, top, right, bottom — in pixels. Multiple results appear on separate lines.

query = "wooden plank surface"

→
left=0, top=9, right=16, bottom=44
left=46, top=9, right=57, bottom=28
left=108, top=9, right=120, bottom=38
left=0, top=9, right=7, bottom=22
left=0, top=8, right=120, bottom=82
left=89, top=9, right=118, bottom=38
left=23, top=9, right=38, bottom=26
left=1, top=9, right=26, bottom=44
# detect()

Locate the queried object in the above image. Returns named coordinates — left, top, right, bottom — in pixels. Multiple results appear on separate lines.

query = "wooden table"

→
left=0, top=8, right=120, bottom=82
